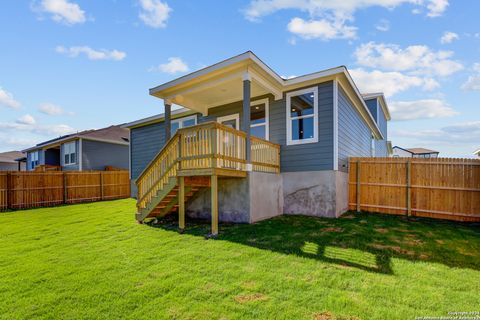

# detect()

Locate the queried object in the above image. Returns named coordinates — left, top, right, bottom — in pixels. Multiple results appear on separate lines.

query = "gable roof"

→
left=474, top=149, right=480, bottom=155
left=361, top=93, right=391, bottom=121
left=22, top=125, right=129, bottom=152
left=0, top=151, right=24, bottom=163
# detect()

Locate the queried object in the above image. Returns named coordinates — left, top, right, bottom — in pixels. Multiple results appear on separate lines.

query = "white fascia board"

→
left=122, top=108, right=194, bottom=129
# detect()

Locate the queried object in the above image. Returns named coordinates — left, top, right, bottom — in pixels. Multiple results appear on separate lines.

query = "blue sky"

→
left=1, top=0, right=479, bottom=157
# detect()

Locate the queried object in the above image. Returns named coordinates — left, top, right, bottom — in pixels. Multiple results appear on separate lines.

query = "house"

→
left=392, top=146, right=439, bottom=158
left=0, top=151, right=26, bottom=171
left=124, top=51, right=390, bottom=235
left=22, top=125, right=130, bottom=171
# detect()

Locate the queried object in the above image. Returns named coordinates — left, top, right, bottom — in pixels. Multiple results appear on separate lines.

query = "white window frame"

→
left=286, top=86, right=319, bottom=146
left=171, top=115, right=197, bottom=134
left=217, top=113, right=240, bottom=129
left=250, top=98, right=269, bottom=140
left=63, top=141, right=77, bottom=166
left=31, top=151, right=39, bottom=169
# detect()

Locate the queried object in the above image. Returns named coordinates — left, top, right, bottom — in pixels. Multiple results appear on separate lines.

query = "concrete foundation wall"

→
left=186, top=177, right=250, bottom=223
left=249, top=172, right=283, bottom=223
left=282, top=170, right=348, bottom=218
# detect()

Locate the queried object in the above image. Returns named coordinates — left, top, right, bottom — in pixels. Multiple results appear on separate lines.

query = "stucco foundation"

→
left=282, top=170, right=348, bottom=218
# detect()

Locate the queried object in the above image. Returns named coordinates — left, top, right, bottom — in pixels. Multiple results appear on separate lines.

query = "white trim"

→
left=78, top=138, right=83, bottom=171
left=217, top=113, right=240, bottom=129
left=243, top=71, right=251, bottom=82
left=286, top=86, right=319, bottom=146
left=170, top=114, right=198, bottom=135
left=63, top=141, right=77, bottom=167
left=333, top=79, right=339, bottom=171
left=250, top=98, right=269, bottom=140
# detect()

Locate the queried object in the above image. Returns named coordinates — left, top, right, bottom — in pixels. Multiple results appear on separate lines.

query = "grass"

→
left=1, top=199, right=479, bottom=320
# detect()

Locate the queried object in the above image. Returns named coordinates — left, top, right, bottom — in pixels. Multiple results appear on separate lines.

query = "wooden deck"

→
left=135, top=121, right=281, bottom=234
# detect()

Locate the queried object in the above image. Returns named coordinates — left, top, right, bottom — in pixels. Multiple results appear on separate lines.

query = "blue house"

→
left=23, top=125, right=130, bottom=172
left=124, top=51, right=391, bottom=235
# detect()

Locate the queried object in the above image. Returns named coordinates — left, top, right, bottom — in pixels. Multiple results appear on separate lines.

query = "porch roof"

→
left=149, top=51, right=385, bottom=139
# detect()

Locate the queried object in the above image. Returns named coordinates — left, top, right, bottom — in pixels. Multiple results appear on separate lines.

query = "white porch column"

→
left=242, top=73, right=251, bottom=164
left=164, top=100, right=172, bottom=141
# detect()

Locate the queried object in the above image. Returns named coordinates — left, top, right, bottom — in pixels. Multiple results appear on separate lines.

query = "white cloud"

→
left=150, top=57, right=189, bottom=74
left=350, top=68, right=439, bottom=97
left=35, top=0, right=86, bottom=25
left=244, top=0, right=449, bottom=40
left=287, top=17, right=356, bottom=40
left=0, top=135, right=38, bottom=149
left=16, top=114, right=36, bottom=125
left=426, top=0, right=448, bottom=17
left=0, top=88, right=21, bottom=109
left=138, top=0, right=171, bottom=28
left=461, top=63, right=480, bottom=91
left=389, top=99, right=457, bottom=120
left=0, top=122, right=75, bottom=136
left=38, top=102, right=72, bottom=116
left=375, top=19, right=390, bottom=32
left=354, top=42, right=463, bottom=77
left=56, top=46, right=126, bottom=61
left=394, top=121, right=480, bottom=144
left=440, top=31, right=459, bottom=44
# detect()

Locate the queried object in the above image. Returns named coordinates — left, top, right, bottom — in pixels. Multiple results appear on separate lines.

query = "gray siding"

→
left=60, top=140, right=79, bottom=171
left=82, top=140, right=129, bottom=171
left=271, top=82, right=334, bottom=172
left=375, top=107, right=388, bottom=156
left=130, top=121, right=166, bottom=180
left=365, top=98, right=378, bottom=122
left=338, top=86, right=372, bottom=172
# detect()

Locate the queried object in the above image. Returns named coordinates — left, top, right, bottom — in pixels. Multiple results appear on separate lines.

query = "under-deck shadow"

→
left=147, top=211, right=480, bottom=275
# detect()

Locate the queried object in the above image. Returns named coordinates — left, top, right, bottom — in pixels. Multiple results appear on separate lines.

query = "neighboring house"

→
left=124, top=51, right=390, bottom=231
left=392, top=146, right=439, bottom=158
left=23, top=125, right=130, bottom=171
left=474, top=149, right=480, bottom=158
left=0, top=151, right=26, bottom=171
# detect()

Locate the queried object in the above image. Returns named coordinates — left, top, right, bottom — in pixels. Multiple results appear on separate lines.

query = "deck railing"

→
left=136, top=122, right=280, bottom=210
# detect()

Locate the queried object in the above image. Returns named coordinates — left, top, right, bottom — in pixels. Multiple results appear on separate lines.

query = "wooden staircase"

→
left=136, top=176, right=210, bottom=222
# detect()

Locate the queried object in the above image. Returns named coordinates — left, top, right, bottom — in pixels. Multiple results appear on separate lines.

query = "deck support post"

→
left=210, top=175, right=218, bottom=236
left=178, top=176, right=185, bottom=231
left=242, top=73, right=251, bottom=166
left=165, top=101, right=172, bottom=141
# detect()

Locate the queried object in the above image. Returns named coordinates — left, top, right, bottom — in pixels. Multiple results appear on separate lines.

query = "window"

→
left=64, top=141, right=76, bottom=165
left=31, top=151, right=39, bottom=169
left=171, top=115, right=197, bottom=135
left=286, top=87, right=318, bottom=145
left=251, top=98, right=269, bottom=140
left=371, top=135, right=375, bottom=157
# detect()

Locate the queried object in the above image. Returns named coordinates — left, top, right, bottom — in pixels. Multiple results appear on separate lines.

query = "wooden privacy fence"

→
left=0, top=171, right=130, bottom=211
left=349, top=157, right=480, bottom=222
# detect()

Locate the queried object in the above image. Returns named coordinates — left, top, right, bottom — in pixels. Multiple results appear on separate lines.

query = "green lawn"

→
left=1, top=199, right=479, bottom=320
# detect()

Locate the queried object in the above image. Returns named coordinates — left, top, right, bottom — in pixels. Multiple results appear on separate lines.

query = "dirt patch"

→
left=234, top=293, right=268, bottom=304
left=370, top=243, right=415, bottom=256
left=435, top=239, right=445, bottom=245
left=341, top=214, right=356, bottom=219
left=314, top=312, right=334, bottom=320
left=375, top=228, right=389, bottom=234
left=322, top=227, right=344, bottom=233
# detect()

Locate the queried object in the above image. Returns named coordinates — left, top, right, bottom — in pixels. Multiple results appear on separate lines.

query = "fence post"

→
left=356, top=160, right=361, bottom=213
left=6, top=172, right=11, bottom=210
left=406, top=160, right=411, bottom=217
left=100, top=172, right=104, bottom=201
left=63, top=172, right=67, bottom=204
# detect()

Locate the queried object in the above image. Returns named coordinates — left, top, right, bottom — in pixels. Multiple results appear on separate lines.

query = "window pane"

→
left=70, top=153, right=76, bottom=164
left=251, top=125, right=266, bottom=139
left=221, top=119, right=237, bottom=129
left=251, top=103, right=266, bottom=125
left=291, top=117, right=314, bottom=141
left=171, top=122, right=180, bottom=135
left=182, top=119, right=196, bottom=127
left=65, top=154, right=69, bottom=164
left=290, top=92, right=314, bottom=117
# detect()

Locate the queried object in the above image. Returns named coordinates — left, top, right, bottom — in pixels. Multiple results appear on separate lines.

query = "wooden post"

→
left=100, top=172, right=104, bottom=201
left=178, top=176, right=185, bottom=231
left=406, top=160, right=411, bottom=217
left=63, top=173, right=67, bottom=204
left=211, top=175, right=218, bottom=236
left=356, top=160, right=361, bottom=213
left=6, top=172, right=11, bottom=210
